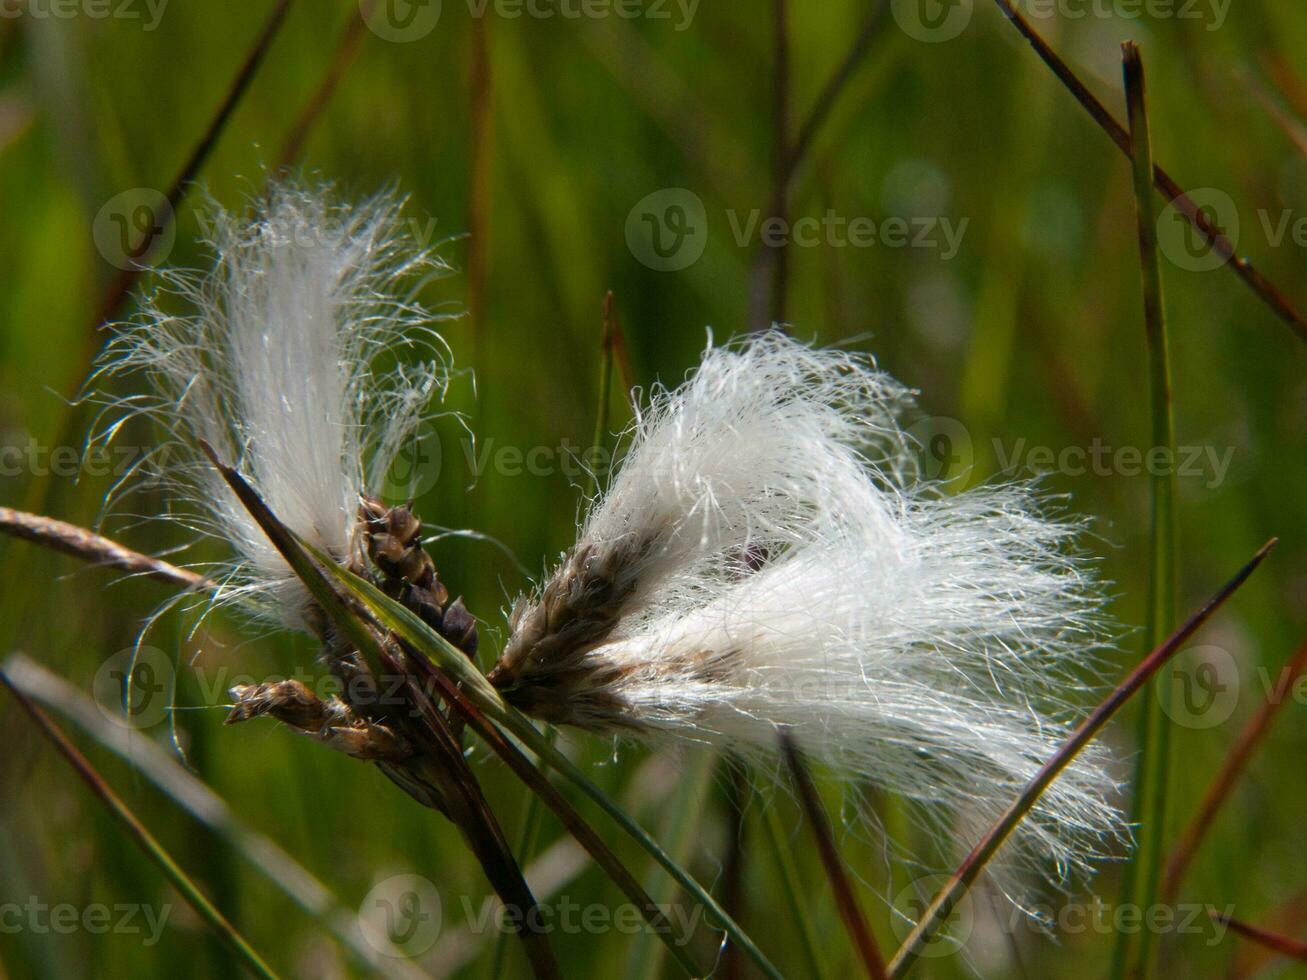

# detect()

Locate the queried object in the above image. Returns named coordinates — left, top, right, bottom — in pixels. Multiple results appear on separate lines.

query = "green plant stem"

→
left=1113, top=41, right=1179, bottom=980
left=0, top=671, right=281, bottom=980
left=630, top=752, right=716, bottom=980
left=488, top=726, right=556, bottom=980
left=761, top=800, right=829, bottom=980
left=593, top=290, right=618, bottom=495
left=781, top=732, right=886, bottom=979
left=490, top=292, right=618, bottom=979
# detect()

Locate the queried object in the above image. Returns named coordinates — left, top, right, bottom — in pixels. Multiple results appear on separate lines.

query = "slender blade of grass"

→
left=780, top=731, right=887, bottom=979
left=0, top=670, right=281, bottom=980
left=1114, top=43, right=1179, bottom=980
left=495, top=293, right=621, bottom=979
left=277, top=1, right=373, bottom=167
left=2, top=652, right=428, bottom=978
left=1213, top=911, right=1307, bottom=962
left=885, top=538, right=1277, bottom=979
left=1163, top=638, right=1307, bottom=903
left=0, top=505, right=206, bottom=589
left=760, top=795, right=829, bottom=980
left=989, top=0, right=1307, bottom=343
left=592, top=290, right=619, bottom=494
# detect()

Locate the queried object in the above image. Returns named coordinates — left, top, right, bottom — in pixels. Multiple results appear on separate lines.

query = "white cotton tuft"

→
left=491, top=331, right=1126, bottom=885
left=88, top=181, right=457, bottom=628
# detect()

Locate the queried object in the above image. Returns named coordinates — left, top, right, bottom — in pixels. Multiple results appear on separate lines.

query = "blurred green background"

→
left=1, top=0, right=1305, bottom=977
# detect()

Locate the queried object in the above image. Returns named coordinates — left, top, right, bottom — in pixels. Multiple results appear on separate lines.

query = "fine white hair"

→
left=88, top=181, right=456, bottom=627
left=494, top=331, right=1125, bottom=884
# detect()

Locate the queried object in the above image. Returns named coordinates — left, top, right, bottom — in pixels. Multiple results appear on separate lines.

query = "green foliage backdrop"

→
left=0, top=1, right=1304, bottom=977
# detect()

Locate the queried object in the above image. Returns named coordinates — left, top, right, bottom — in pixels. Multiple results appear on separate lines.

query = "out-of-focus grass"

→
left=0, top=3, right=1305, bottom=978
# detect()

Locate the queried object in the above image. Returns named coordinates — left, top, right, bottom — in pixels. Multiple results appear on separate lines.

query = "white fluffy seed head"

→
left=493, top=331, right=1125, bottom=885
left=88, top=181, right=457, bottom=629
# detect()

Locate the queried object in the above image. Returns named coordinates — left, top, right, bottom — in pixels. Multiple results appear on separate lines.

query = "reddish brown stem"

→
left=1215, top=911, right=1307, bottom=962
left=781, top=730, right=888, bottom=980
left=0, top=505, right=205, bottom=589
left=1163, top=638, right=1307, bottom=902
left=991, top=0, right=1307, bottom=343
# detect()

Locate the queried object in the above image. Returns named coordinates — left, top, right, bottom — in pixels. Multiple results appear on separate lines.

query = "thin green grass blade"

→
left=491, top=290, right=619, bottom=979
left=487, top=725, right=556, bottom=980
left=761, top=798, right=829, bottom=980
left=2, top=652, right=429, bottom=977
left=628, top=751, right=716, bottom=980
left=0, top=670, right=281, bottom=980
left=1113, top=42, right=1179, bottom=980
left=592, top=290, right=618, bottom=494
left=780, top=731, right=886, bottom=979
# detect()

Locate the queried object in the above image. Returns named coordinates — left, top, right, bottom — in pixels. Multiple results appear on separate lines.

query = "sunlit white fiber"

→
left=494, top=331, right=1124, bottom=882
left=89, top=182, right=455, bottom=627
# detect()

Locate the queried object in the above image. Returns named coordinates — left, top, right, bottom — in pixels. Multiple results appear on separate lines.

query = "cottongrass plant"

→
left=85, top=179, right=1124, bottom=945
left=490, top=332, right=1128, bottom=886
